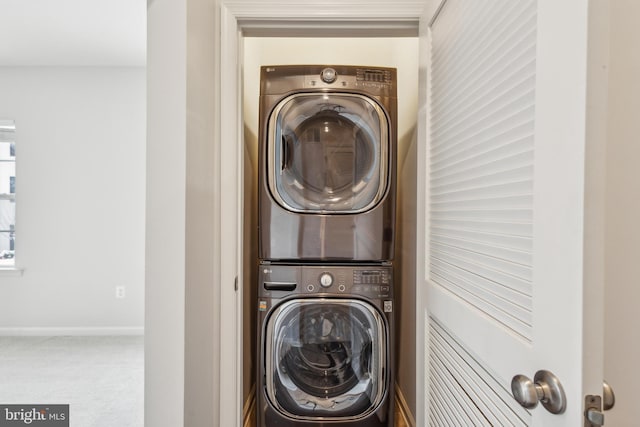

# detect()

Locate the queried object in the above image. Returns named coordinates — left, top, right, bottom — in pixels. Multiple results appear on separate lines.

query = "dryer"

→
left=258, top=65, right=397, bottom=262
left=257, top=263, right=394, bottom=427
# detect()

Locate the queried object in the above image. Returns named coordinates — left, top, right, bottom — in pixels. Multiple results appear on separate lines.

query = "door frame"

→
left=214, top=1, right=441, bottom=426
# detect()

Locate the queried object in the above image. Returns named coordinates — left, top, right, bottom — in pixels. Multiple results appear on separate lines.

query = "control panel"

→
left=259, top=264, right=392, bottom=298
left=353, top=269, right=391, bottom=295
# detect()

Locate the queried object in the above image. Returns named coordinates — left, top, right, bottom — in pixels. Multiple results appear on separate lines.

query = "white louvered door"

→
left=418, top=0, right=608, bottom=426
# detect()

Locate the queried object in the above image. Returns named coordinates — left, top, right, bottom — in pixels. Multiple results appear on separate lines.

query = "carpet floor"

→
left=0, top=336, right=144, bottom=427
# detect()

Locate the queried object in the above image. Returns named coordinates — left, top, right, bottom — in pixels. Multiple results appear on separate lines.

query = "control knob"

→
left=320, top=68, right=337, bottom=83
left=319, top=273, right=333, bottom=288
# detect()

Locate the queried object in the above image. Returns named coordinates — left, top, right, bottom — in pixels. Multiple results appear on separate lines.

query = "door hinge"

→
left=234, top=276, right=238, bottom=291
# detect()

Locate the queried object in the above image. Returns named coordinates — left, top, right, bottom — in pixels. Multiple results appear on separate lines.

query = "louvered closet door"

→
left=421, top=0, right=607, bottom=426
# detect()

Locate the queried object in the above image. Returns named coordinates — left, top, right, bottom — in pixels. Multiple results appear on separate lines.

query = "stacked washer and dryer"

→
left=257, top=65, right=397, bottom=427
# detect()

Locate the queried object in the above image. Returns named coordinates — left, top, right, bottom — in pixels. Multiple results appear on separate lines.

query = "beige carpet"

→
left=0, top=336, right=144, bottom=427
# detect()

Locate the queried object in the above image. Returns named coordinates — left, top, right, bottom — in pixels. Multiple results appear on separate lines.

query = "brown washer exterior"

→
left=256, top=263, right=394, bottom=427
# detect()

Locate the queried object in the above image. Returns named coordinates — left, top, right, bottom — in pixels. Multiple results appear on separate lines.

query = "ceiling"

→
left=0, top=0, right=146, bottom=67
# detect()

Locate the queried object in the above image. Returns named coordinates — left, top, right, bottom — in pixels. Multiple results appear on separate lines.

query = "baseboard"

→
left=0, top=327, right=145, bottom=336
left=395, top=383, right=416, bottom=427
left=243, top=384, right=256, bottom=427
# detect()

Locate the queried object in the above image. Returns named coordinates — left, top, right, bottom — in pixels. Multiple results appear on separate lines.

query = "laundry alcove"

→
left=241, top=36, right=419, bottom=427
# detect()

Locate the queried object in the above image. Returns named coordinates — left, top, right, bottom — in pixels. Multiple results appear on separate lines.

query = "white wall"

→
left=0, top=67, right=145, bottom=334
left=184, top=0, right=219, bottom=425
left=147, top=0, right=221, bottom=425
left=146, top=0, right=187, bottom=426
left=604, top=1, right=640, bottom=424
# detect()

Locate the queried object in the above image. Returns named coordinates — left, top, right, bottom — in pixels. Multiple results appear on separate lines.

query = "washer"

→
left=257, top=263, right=394, bottom=427
left=258, top=65, right=397, bottom=262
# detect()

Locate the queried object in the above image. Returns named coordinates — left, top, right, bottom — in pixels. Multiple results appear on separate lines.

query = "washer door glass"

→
left=265, top=299, right=387, bottom=419
left=267, top=93, right=389, bottom=213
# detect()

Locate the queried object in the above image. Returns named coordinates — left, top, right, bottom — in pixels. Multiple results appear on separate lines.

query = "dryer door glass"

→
left=265, top=299, right=387, bottom=419
left=267, top=93, right=389, bottom=213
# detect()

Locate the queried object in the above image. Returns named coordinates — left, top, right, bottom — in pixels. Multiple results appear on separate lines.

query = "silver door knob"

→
left=511, top=370, right=566, bottom=414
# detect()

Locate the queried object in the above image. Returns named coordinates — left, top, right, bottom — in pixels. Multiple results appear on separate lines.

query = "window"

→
left=0, top=120, right=16, bottom=267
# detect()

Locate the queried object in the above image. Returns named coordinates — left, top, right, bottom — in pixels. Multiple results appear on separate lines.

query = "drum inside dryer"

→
left=268, top=93, right=389, bottom=214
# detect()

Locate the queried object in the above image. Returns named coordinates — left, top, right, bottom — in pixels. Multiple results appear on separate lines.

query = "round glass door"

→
left=267, top=93, right=389, bottom=213
left=265, top=299, right=387, bottom=419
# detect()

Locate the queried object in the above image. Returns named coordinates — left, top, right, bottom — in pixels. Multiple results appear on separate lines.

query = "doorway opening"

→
left=240, top=35, right=420, bottom=426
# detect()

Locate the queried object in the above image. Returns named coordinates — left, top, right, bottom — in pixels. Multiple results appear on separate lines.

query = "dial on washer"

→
left=319, top=272, right=333, bottom=288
